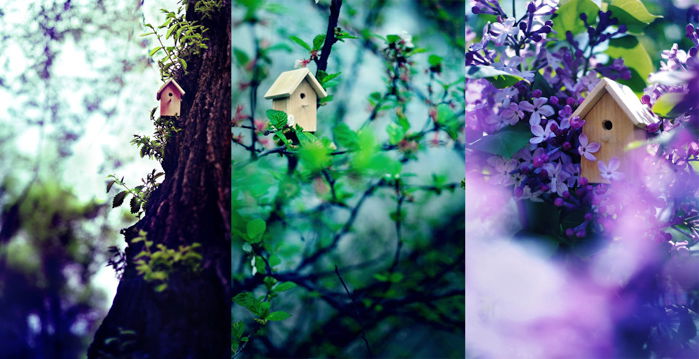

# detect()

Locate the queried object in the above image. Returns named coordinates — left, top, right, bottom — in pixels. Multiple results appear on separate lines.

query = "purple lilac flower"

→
left=578, top=133, right=600, bottom=161
left=529, top=0, right=559, bottom=15
left=519, top=185, right=544, bottom=202
left=487, top=156, right=517, bottom=186
left=546, top=162, right=570, bottom=196
left=470, top=0, right=505, bottom=16
left=598, top=157, right=623, bottom=181
left=489, top=18, right=518, bottom=46
left=530, top=121, right=555, bottom=144
left=501, top=102, right=526, bottom=125
left=521, top=97, right=554, bottom=125
left=660, top=44, right=689, bottom=72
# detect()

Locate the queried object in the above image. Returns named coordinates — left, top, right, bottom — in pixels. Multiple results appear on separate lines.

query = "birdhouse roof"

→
left=156, top=79, right=185, bottom=100
left=571, top=78, right=658, bottom=128
left=264, top=68, right=328, bottom=100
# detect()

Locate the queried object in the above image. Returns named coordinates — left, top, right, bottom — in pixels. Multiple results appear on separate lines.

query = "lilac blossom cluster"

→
left=466, top=2, right=640, bottom=238
left=468, top=1, right=699, bottom=356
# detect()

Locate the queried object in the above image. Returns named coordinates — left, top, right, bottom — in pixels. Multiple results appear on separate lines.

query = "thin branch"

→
left=335, top=265, right=373, bottom=357
left=297, top=180, right=382, bottom=270
left=315, top=0, right=343, bottom=75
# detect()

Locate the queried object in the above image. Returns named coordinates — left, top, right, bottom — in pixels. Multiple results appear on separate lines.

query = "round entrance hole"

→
left=300, top=93, right=306, bottom=99
left=168, top=92, right=173, bottom=97
left=603, top=120, right=613, bottom=130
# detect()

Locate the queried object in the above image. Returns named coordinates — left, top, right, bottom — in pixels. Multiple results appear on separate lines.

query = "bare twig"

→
left=335, top=265, right=373, bottom=357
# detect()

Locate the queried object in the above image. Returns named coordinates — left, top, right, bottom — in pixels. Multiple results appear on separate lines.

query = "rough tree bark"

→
left=88, top=1, right=231, bottom=358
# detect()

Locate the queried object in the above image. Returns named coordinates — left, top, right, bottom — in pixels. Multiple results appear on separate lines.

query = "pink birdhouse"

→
left=156, top=79, right=185, bottom=117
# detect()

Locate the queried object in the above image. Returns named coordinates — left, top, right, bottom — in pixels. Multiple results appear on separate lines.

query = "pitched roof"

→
left=156, top=79, right=185, bottom=100
left=264, top=68, right=328, bottom=99
left=571, top=78, right=657, bottom=127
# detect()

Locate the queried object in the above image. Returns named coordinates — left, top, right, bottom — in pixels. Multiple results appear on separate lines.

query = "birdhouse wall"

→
left=159, top=84, right=183, bottom=117
left=288, top=80, right=317, bottom=132
left=272, top=98, right=288, bottom=113
left=580, top=93, right=645, bottom=183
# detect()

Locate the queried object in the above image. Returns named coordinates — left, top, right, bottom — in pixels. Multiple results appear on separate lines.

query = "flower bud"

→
left=527, top=2, right=536, bottom=13
left=554, top=197, right=564, bottom=207
left=532, top=89, right=542, bottom=98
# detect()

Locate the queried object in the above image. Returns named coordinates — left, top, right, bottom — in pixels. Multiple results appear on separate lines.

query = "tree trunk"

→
left=88, top=1, right=231, bottom=358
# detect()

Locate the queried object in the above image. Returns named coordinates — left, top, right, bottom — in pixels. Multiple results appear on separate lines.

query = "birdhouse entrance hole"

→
left=300, top=93, right=306, bottom=99
left=603, top=120, right=613, bottom=130
left=169, top=92, right=173, bottom=97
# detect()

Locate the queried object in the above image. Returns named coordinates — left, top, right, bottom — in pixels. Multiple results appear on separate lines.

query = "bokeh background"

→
left=0, top=0, right=177, bottom=356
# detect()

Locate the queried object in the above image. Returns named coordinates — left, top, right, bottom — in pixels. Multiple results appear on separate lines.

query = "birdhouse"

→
left=263, top=68, right=328, bottom=132
left=572, top=78, right=658, bottom=183
left=156, top=79, right=185, bottom=117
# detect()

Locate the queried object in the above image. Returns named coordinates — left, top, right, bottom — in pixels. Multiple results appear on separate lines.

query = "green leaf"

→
left=368, top=153, right=402, bottom=177
left=466, top=65, right=525, bottom=88
left=436, top=104, right=455, bottom=125
left=106, top=180, right=116, bottom=193
left=112, top=191, right=128, bottom=208
left=428, top=54, right=443, bottom=67
left=470, top=123, right=531, bottom=158
left=298, top=141, right=331, bottom=173
left=267, top=311, right=292, bottom=321
left=154, top=283, right=168, bottom=292
left=149, top=46, right=162, bottom=57
left=233, top=292, right=259, bottom=314
left=386, top=122, right=406, bottom=145
left=386, top=34, right=400, bottom=43
left=129, top=196, right=141, bottom=214
left=652, top=92, right=685, bottom=118
left=266, top=109, right=288, bottom=129
left=608, top=0, right=661, bottom=33
left=333, top=123, right=359, bottom=150
left=289, top=35, right=311, bottom=51
left=552, top=0, right=600, bottom=37
left=254, top=256, right=266, bottom=275
left=269, top=255, right=281, bottom=267
left=312, top=34, right=326, bottom=51
left=318, top=71, right=341, bottom=85
left=274, top=282, right=297, bottom=292
left=246, top=219, right=266, bottom=240
left=605, top=35, right=653, bottom=93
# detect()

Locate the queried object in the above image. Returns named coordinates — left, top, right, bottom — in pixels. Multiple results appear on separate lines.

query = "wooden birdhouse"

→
left=572, top=78, right=658, bottom=183
left=263, top=68, right=328, bottom=132
left=156, top=79, right=185, bottom=117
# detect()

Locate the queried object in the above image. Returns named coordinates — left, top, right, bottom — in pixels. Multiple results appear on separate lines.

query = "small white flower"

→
left=399, top=30, right=414, bottom=48
left=287, top=114, right=296, bottom=127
